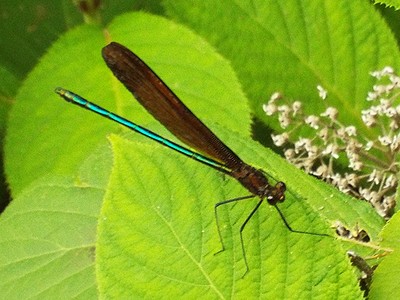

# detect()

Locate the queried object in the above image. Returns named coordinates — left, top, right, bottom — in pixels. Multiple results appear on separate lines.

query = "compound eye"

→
left=275, top=182, right=286, bottom=203
left=275, top=181, right=286, bottom=193
left=266, top=182, right=286, bottom=205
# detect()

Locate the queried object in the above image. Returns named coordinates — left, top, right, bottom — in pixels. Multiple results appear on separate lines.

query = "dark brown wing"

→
left=102, top=42, right=243, bottom=169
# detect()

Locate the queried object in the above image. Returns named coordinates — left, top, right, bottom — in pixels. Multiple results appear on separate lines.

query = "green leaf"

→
left=96, top=132, right=382, bottom=299
left=373, top=0, right=400, bottom=10
left=0, top=136, right=111, bottom=299
left=4, top=12, right=249, bottom=196
left=369, top=211, right=400, bottom=299
left=164, top=0, right=400, bottom=142
left=0, top=176, right=103, bottom=299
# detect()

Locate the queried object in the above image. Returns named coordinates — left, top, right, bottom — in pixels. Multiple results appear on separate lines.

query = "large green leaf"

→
left=96, top=131, right=382, bottom=299
left=4, top=12, right=249, bottom=197
left=0, top=176, right=103, bottom=299
left=0, top=138, right=112, bottom=299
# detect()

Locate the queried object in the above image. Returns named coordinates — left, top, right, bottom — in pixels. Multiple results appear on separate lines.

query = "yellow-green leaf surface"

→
left=4, top=12, right=249, bottom=197
left=0, top=176, right=103, bottom=299
left=97, top=131, right=382, bottom=299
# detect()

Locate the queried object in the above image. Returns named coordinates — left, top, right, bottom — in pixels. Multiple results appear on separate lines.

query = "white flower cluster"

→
left=263, top=68, right=400, bottom=219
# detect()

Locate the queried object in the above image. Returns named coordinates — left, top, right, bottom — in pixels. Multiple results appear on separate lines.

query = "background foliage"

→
left=0, top=0, right=399, bottom=299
